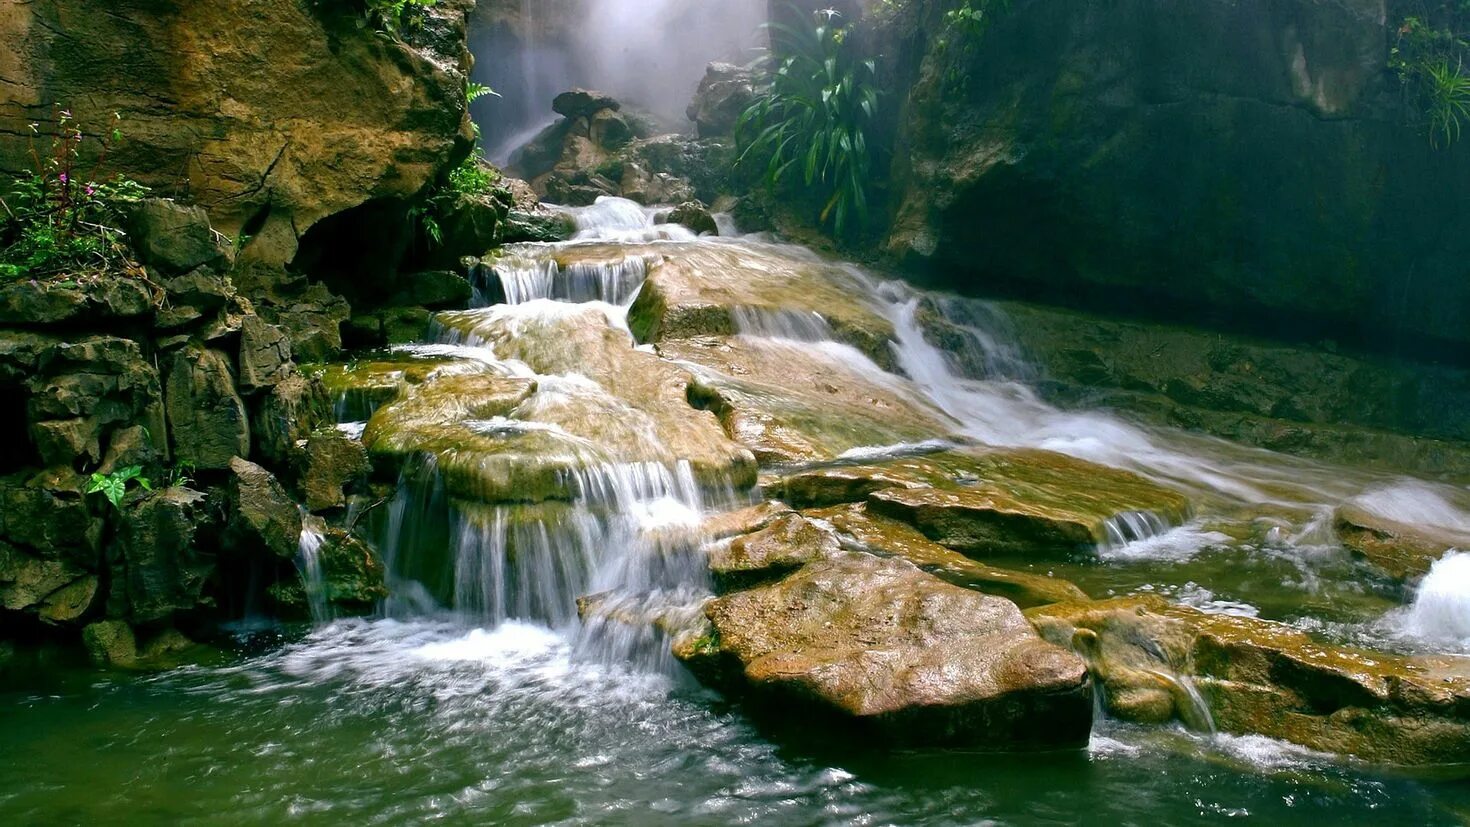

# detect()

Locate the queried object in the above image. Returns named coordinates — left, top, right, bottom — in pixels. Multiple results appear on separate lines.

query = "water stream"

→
left=4, top=199, right=1470, bottom=824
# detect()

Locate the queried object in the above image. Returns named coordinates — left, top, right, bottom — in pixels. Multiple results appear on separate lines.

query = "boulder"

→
left=224, top=458, right=302, bottom=560
left=1029, top=596, right=1470, bottom=765
left=677, top=551, right=1093, bottom=748
left=112, top=487, right=216, bottom=624
left=589, top=109, right=633, bottom=150
left=772, top=448, right=1191, bottom=557
left=0, top=470, right=104, bottom=567
left=26, top=335, right=166, bottom=469
left=266, top=527, right=387, bottom=618
left=301, top=429, right=370, bottom=512
left=706, top=513, right=839, bottom=592
left=253, top=374, right=331, bottom=467
left=807, top=503, right=1089, bottom=608
left=664, top=201, right=718, bottom=236
left=0, top=541, right=98, bottom=625
left=502, top=209, right=577, bottom=243
left=124, top=199, right=230, bottom=275
left=257, top=282, right=350, bottom=364
left=552, top=88, right=621, bottom=119
left=165, top=347, right=250, bottom=470
left=1334, top=505, right=1470, bottom=581
left=81, top=620, right=138, bottom=668
left=686, top=62, right=757, bottom=138
left=395, top=271, right=473, bottom=310
left=237, top=314, right=296, bottom=391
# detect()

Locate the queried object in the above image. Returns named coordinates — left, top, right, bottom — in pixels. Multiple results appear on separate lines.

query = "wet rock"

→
left=666, top=335, right=947, bottom=464
left=224, top=458, right=302, bottom=560
left=552, top=88, right=621, bottom=119
left=626, top=246, right=896, bottom=368
left=238, top=315, right=296, bottom=391
left=687, top=62, right=757, bottom=138
left=502, top=209, right=577, bottom=243
left=165, top=346, right=251, bottom=470
left=432, top=195, right=509, bottom=263
left=808, top=503, right=1089, bottom=608
left=253, top=374, right=332, bottom=467
left=663, top=202, right=718, bottom=236
left=678, top=551, right=1093, bottom=748
left=773, top=448, right=1191, bottom=557
left=267, top=527, right=387, bottom=618
left=589, top=109, right=634, bottom=150
left=1029, top=596, right=1470, bottom=765
left=112, top=488, right=216, bottom=624
left=1334, top=505, right=1470, bottom=581
left=700, top=500, right=796, bottom=541
left=0, top=277, right=154, bottom=326
left=124, top=199, right=230, bottom=275
left=161, top=269, right=236, bottom=315
left=371, top=305, right=756, bottom=502
left=82, top=620, right=138, bottom=668
left=259, top=282, right=350, bottom=364
left=707, top=514, right=840, bottom=592
left=301, top=429, right=371, bottom=512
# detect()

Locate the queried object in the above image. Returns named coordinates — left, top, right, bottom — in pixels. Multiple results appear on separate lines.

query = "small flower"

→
left=58, top=173, right=68, bottom=184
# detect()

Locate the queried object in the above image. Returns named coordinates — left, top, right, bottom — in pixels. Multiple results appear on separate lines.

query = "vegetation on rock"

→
left=1392, top=1, right=1470, bottom=146
left=735, top=9, right=880, bottom=237
left=0, top=110, right=148, bottom=280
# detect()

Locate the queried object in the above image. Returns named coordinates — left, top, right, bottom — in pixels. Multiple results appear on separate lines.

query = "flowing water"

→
left=4, top=199, right=1470, bottom=824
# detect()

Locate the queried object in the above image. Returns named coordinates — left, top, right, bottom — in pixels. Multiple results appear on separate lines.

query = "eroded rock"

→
left=1028, top=596, right=1470, bottom=765
left=224, top=458, right=302, bottom=559
left=706, top=513, right=839, bottom=592
left=678, top=552, right=1093, bottom=748
left=166, top=347, right=250, bottom=469
left=112, top=487, right=216, bottom=624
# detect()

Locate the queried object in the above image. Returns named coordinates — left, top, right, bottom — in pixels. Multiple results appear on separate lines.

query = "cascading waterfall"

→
left=1399, top=551, right=1470, bottom=651
left=296, top=514, right=331, bottom=625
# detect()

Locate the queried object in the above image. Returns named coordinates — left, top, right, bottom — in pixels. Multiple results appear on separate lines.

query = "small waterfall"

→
left=1100, top=510, right=1174, bottom=550
left=1399, top=551, right=1470, bottom=651
left=732, top=306, right=833, bottom=342
left=480, top=252, right=653, bottom=307
left=296, top=514, right=331, bottom=625
left=1145, top=669, right=1218, bottom=734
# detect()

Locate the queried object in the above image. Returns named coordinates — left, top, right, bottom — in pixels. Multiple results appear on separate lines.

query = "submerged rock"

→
left=1029, top=596, right=1470, bottom=765
left=678, top=551, right=1093, bottom=748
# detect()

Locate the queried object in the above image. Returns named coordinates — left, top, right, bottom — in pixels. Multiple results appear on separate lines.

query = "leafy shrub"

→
left=0, top=109, right=148, bottom=280
left=87, top=465, right=152, bottom=510
left=360, top=0, right=437, bottom=36
left=411, top=82, right=505, bottom=248
left=1392, top=3, right=1470, bottom=146
left=735, top=9, right=880, bottom=237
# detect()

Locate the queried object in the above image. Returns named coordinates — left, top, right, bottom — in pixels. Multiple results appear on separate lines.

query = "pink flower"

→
left=58, top=173, right=68, bottom=183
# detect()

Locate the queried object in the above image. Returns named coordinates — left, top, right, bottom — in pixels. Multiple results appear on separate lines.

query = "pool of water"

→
left=3, top=619, right=1467, bottom=826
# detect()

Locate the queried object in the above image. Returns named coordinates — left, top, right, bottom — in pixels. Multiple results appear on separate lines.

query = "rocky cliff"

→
left=867, top=0, right=1470, bottom=364
left=0, top=0, right=476, bottom=266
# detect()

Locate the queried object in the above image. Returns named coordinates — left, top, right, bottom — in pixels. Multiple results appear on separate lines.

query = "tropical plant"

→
left=87, top=465, right=152, bottom=510
left=735, top=9, right=881, bottom=237
left=0, top=109, right=148, bottom=280
left=1391, top=3, right=1470, bottom=146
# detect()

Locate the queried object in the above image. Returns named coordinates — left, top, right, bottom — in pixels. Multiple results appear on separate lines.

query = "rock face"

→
left=1334, top=505, right=1470, bottom=581
left=0, top=0, right=476, bottom=265
left=687, top=62, right=758, bottom=139
left=165, top=347, right=251, bottom=470
left=679, top=551, right=1093, bottom=747
left=113, top=488, right=216, bottom=624
left=878, top=0, right=1470, bottom=364
left=1029, top=596, right=1470, bottom=765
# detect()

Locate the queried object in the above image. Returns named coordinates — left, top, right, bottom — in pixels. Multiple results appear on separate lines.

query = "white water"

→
left=1399, top=551, right=1470, bottom=651
left=296, top=514, right=330, bottom=625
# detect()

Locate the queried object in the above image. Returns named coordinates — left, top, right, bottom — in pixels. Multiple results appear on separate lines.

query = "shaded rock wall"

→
left=864, top=0, right=1470, bottom=364
left=0, top=0, right=476, bottom=265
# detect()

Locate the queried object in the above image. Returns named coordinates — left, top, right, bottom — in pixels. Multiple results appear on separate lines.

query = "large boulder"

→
left=0, top=469, right=104, bottom=568
left=552, top=88, right=621, bottom=119
left=300, top=429, right=370, bottom=513
left=0, top=0, right=476, bottom=266
left=266, top=526, right=387, bottom=619
left=677, top=551, right=1093, bottom=748
left=165, top=347, right=250, bottom=470
left=111, top=487, right=216, bottom=624
left=706, top=513, right=840, bottom=592
left=237, top=315, right=296, bottom=392
left=686, top=62, right=757, bottom=138
left=124, top=199, right=231, bottom=275
left=26, top=335, right=166, bottom=469
left=0, top=278, right=154, bottom=327
left=0, top=541, right=98, bottom=626
left=223, top=458, right=302, bottom=560
left=1029, top=596, right=1470, bottom=765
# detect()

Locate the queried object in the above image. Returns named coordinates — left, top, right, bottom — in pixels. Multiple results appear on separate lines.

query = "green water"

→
left=3, top=619, right=1467, bottom=826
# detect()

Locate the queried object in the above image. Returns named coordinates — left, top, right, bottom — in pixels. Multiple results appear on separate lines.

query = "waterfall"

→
left=732, top=307, right=834, bottom=342
left=296, top=514, right=331, bottom=625
left=1399, top=551, right=1470, bottom=652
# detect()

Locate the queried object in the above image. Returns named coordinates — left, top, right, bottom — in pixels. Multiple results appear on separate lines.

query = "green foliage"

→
left=735, top=10, right=881, bottom=237
left=0, top=109, right=148, bottom=280
left=935, top=0, right=1009, bottom=91
left=1391, top=3, right=1470, bottom=147
left=87, top=465, right=152, bottom=510
left=409, top=79, right=507, bottom=250
left=361, top=0, right=437, bottom=37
